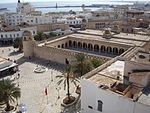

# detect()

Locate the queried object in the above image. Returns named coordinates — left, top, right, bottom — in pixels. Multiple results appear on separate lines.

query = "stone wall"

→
left=37, top=23, right=69, bottom=32
left=34, top=45, right=110, bottom=65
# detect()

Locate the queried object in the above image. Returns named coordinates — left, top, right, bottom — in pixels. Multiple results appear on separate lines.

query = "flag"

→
left=45, top=87, right=48, bottom=96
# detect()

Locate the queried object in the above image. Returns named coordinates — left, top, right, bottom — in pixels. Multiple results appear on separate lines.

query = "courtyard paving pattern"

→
left=0, top=46, right=78, bottom=113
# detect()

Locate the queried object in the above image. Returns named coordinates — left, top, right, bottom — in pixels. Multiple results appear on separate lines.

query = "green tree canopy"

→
left=56, top=65, right=79, bottom=104
left=74, top=53, right=93, bottom=77
left=91, top=58, right=103, bottom=68
left=13, top=37, right=23, bottom=52
left=34, top=32, right=45, bottom=41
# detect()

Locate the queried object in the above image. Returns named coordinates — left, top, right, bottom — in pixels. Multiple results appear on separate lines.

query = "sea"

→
left=0, top=1, right=134, bottom=14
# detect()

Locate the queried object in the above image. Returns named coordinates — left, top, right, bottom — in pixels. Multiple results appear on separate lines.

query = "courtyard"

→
left=0, top=46, right=79, bottom=113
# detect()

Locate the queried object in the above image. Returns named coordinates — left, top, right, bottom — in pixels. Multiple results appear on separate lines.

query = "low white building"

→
left=81, top=49, right=150, bottom=113
left=0, top=25, right=37, bottom=45
left=58, top=17, right=82, bottom=27
left=4, top=13, right=24, bottom=26
left=23, top=15, right=56, bottom=25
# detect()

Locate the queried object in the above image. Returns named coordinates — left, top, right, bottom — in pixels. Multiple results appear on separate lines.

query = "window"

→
left=33, top=31, right=35, bottom=34
left=17, top=34, right=19, bottom=37
left=5, top=35, right=7, bottom=38
left=1, top=35, right=3, bottom=38
left=97, top=100, right=103, bottom=112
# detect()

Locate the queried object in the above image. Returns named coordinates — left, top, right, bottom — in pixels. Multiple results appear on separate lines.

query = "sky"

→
left=0, top=0, right=149, bottom=4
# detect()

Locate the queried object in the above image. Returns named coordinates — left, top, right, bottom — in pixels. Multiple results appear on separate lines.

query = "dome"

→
left=103, top=29, right=112, bottom=39
left=23, top=31, right=32, bottom=37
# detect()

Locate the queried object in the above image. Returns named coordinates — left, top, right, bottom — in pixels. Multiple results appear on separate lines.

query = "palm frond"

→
left=57, top=79, right=64, bottom=85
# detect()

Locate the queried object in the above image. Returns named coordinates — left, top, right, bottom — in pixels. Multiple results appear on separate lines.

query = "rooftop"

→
left=86, top=60, right=124, bottom=85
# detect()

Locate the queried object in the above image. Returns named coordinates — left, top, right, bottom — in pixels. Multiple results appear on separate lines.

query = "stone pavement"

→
left=0, top=46, right=79, bottom=113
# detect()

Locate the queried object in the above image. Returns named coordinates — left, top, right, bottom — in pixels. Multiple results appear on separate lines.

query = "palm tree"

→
left=56, top=65, right=79, bottom=103
left=0, top=79, right=21, bottom=111
left=91, top=58, right=103, bottom=68
left=74, top=53, right=93, bottom=76
left=34, top=32, right=45, bottom=41
left=13, top=37, right=23, bottom=52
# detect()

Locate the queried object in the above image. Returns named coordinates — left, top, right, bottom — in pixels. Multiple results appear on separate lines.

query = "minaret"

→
left=18, top=0, right=20, bottom=3
left=56, top=3, right=58, bottom=8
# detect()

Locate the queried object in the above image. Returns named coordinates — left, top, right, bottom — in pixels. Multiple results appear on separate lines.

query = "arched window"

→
left=107, top=46, right=112, bottom=54
left=97, top=100, right=103, bottom=112
left=61, top=44, right=64, bottom=48
left=119, top=48, right=124, bottom=54
left=94, top=44, right=99, bottom=52
left=101, top=45, right=106, bottom=52
left=65, top=43, right=68, bottom=48
left=58, top=45, right=60, bottom=48
left=113, top=47, right=118, bottom=55
left=78, top=42, right=82, bottom=48
left=73, top=41, right=77, bottom=48
left=83, top=43, right=87, bottom=50
left=88, top=43, right=93, bottom=51
left=69, top=40, right=72, bottom=47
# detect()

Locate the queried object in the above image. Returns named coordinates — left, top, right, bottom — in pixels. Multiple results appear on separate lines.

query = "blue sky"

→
left=0, top=0, right=149, bottom=4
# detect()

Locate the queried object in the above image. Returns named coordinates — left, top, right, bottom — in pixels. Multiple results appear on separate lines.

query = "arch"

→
left=106, top=46, right=112, bottom=54
left=83, top=43, right=87, bottom=50
left=65, top=43, right=68, bottom=48
left=101, top=45, right=106, bottom=52
left=119, top=48, right=125, bottom=54
left=61, top=44, right=64, bottom=48
left=94, top=44, right=99, bottom=52
left=113, top=47, right=118, bottom=55
left=88, top=43, right=93, bottom=51
left=69, top=40, right=72, bottom=47
left=73, top=41, right=77, bottom=48
left=57, top=45, right=60, bottom=48
left=78, top=42, right=82, bottom=48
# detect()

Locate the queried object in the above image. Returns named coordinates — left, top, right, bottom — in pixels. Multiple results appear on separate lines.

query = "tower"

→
left=22, top=31, right=35, bottom=58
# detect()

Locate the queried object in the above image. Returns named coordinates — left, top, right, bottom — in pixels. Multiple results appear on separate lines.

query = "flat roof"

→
left=69, top=33, right=145, bottom=47
left=78, top=29, right=150, bottom=42
left=87, top=60, right=124, bottom=85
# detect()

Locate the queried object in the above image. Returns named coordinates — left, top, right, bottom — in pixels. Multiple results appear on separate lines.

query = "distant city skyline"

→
left=0, top=0, right=149, bottom=4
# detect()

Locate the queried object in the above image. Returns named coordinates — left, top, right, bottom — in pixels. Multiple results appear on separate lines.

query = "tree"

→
left=49, top=32, right=57, bottom=37
left=74, top=53, right=93, bottom=76
left=13, top=37, right=23, bottom=52
left=56, top=65, right=79, bottom=104
left=91, top=58, right=103, bottom=68
left=0, top=79, right=21, bottom=111
left=34, top=32, right=45, bottom=41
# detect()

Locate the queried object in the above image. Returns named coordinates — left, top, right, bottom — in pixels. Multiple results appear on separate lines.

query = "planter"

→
left=61, top=96, right=79, bottom=113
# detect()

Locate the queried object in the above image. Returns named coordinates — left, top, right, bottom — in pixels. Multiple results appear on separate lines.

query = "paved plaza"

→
left=0, top=46, right=78, bottom=113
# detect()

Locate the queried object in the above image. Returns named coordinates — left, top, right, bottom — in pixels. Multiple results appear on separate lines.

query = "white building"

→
left=16, top=0, right=34, bottom=15
left=4, top=13, right=24, bottom=26
left=0, top=25, right=37, bottom=44
left=81, top=49, right=150, bottom=113
left=58, top=17, right=82, bottom=27
left=23, top=15, right=56, bottom=25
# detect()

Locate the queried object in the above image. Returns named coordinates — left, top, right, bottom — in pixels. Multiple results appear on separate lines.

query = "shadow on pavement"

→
left=8, top=51, right=22, bottom=56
